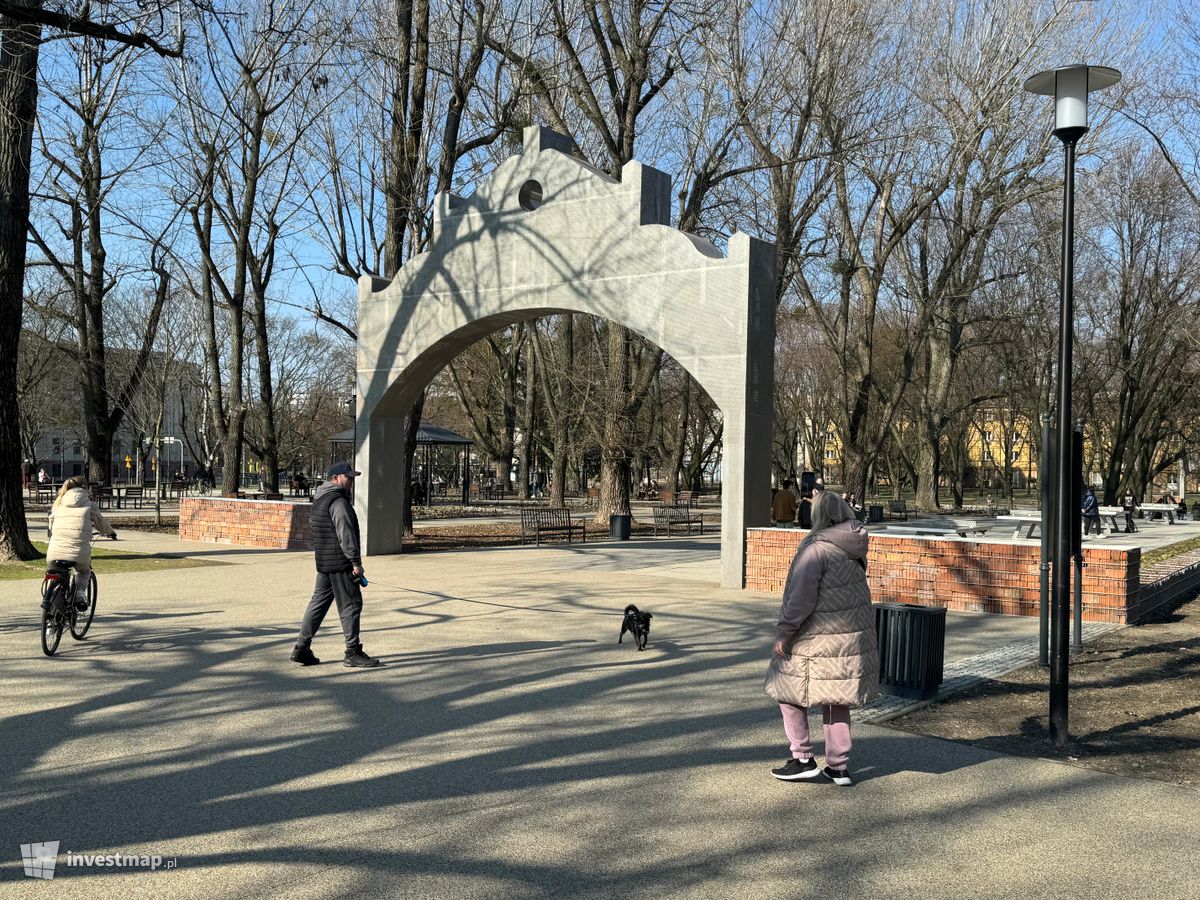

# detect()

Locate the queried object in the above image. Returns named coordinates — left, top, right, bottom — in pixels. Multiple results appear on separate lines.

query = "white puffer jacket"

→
left=47, top=488, right=115, bottom=566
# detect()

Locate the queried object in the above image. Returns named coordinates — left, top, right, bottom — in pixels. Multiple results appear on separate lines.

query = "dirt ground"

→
left=889, top=594, right=1200, bottom=788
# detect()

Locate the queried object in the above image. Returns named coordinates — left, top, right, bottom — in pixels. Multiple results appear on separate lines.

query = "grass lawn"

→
left=1141, top=534, right=1200, bottom=568
left=0, top=541, right=227, bottom=581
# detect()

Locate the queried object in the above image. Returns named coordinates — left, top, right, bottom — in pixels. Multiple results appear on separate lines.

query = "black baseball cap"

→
left=327, top=461, right=361, bottom=478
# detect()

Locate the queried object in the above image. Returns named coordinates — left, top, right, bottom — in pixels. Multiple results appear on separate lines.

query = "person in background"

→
left=1082, top=486, right=1102, bottom=535
left=1121, top=489, right=1140, bottom=533
left=772, top=479, right=798, bottom=526
left=46, top=477, right=117, bottom=609
left=765, top=491, right=878, bottom=786
left=38, top=467, right=49, bottom=484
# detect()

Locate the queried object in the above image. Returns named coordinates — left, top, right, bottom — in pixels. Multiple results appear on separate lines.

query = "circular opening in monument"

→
left=518, top=180, right=543, bottom=211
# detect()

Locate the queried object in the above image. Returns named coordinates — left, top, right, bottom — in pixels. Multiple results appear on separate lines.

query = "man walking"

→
left=1082, top=486, right=1102, bottom=536
left=291, top=462, right=381, bottom=668
left=771, top=478, right=798, bottom=526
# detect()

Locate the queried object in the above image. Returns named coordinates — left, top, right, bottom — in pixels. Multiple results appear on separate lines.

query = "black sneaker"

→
left=771, top=757, right=821, bottom=781
left=290, top=645, right=320, bottom=666
left=343, top=645, right=381, bottom=668
left=822, top=766, right=853, bottom=786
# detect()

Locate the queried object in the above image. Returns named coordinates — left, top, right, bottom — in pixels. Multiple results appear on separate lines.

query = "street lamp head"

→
left=1023, top=64, right=1121, bottom=139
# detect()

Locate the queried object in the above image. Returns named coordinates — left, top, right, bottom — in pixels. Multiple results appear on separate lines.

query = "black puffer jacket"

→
left=311, top=482, right=361, bottom=574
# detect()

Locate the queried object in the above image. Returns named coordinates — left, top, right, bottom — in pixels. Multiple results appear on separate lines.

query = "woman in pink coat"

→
left=765, top=491, right=879, bottom=785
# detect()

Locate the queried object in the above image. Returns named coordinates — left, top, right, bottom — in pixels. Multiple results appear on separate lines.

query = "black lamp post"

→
left=1024, top=64, right=1120, bottom=748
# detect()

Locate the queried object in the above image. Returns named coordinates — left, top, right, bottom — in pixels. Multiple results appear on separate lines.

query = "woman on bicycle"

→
left=47, top=477, right=116, bottom=607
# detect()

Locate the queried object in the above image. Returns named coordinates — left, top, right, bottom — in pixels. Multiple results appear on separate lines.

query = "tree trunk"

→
left=915, top=437, right=939, bottom=510
left=668, top=376, right=690, bottom=492
left=596, top=324, right=633, bottom=523
left=516, top=350, right=535, bottom=500
left=0, top=7, right=41, bottom=560
left=400, top=390, right=425, bottom=536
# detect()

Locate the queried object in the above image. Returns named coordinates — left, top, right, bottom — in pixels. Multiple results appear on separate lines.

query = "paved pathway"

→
left=0, top=532, right=1195, bottom=898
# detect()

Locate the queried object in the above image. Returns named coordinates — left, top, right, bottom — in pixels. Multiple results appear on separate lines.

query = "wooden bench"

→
left=887, top=499, right=909, bottom=521
left=90, top=485, right=115, bottom=510
left=123, top=486, right=145, bottom=509
left=651, top=503, right=705, bottom=536
left=519, top=507, right=586, bottom=545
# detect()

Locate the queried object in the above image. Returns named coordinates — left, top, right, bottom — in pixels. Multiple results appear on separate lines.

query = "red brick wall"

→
left=179, top=497, right=312, bottom=550
left=746, top=528, right=1139, bottom=623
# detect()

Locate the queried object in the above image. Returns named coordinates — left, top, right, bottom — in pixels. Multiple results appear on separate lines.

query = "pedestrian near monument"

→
left=46, top=477, right=117, bottom=608
left=771, top=478, right=798, bottom=525
left=1082, top=486, right=1102, bottom=535
left=291, top=462, right=381, bottom=668
left=764, top=491, right=879, bottom=786
left=1121, top=489, right=1140, bottom=533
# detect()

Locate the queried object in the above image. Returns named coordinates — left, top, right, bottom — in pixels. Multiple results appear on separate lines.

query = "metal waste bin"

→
left=609, top=513, right=632, bottom=540
left=874, top=602, right=946, bottom=699
left=868, top=504, right=884, bottom=524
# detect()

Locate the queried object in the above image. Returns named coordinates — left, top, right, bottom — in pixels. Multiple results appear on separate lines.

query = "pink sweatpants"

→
left=779, top=702, right=852, bottom=770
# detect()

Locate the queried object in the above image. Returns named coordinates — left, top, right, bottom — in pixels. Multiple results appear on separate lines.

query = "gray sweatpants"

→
left=297, top=570, right=362, bottom=650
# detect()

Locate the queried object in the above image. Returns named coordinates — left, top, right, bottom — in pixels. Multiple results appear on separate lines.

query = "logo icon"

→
left=21, top=841, right=60, bottom=879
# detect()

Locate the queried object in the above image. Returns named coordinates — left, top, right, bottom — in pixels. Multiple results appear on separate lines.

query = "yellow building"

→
left=967, top=413, right=1038, bottom=489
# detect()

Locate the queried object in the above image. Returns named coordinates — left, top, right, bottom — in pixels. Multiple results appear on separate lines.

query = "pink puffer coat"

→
left=764, top=519, right=880, bottom=708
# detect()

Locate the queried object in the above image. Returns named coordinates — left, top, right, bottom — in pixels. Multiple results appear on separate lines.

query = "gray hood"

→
left=312, top=481, right=345, bottom=504
left=811, top=518, right=868, bottom=560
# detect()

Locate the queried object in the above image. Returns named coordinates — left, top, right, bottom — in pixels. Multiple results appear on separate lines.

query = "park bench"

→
left=887, top=499, right=909, bottom=521
left=90, top=485, right=115, bottom=510
left=123, top=486, right=145, bottom=509
left=651, top=503, right=705, bottom=536
left=36, top=484, right=56, bottom=503
left=519, top=507, right=587, bottom=546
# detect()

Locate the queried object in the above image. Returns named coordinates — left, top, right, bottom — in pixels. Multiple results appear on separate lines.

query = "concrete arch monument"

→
left=356, top=126, right=776, bottom=587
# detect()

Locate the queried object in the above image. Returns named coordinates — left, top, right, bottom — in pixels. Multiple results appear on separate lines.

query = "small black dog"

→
left=618, top=603, right=653, bottom=651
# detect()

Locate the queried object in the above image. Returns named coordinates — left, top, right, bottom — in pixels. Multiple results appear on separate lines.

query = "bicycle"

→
left=40, top=533, right=110, bottom=656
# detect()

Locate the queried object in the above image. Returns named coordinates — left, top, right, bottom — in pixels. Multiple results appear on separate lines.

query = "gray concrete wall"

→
left=356, top=126, right=776, bottom=587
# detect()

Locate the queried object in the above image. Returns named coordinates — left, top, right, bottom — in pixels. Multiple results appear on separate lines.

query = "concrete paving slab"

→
left=1, top=532, right=1196, bottom=898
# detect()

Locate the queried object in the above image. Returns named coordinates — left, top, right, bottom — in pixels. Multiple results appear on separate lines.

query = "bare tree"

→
left=1, top=0, right=180, bottom=560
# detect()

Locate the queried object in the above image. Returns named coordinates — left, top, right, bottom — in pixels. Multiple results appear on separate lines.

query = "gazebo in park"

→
left=354, top=125, right=777, bottom=588
left=329, top=422, right=474, bottom=505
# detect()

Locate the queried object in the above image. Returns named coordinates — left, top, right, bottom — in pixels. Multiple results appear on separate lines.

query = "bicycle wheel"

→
left=41, top=584, right=65, bottom=656
left=70, top=572, right=97, bottom=640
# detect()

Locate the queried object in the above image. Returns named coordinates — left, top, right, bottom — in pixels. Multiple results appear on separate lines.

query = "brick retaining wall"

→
left=746, top=528, right=1140, bottom=623
left=179, top=497, right=312, bottom=550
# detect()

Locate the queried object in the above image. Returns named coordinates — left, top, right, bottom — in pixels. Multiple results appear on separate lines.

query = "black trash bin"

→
left=609, top=513, right=632, bottom=541
left=868, top=504, right=884, bottom=524
left=874, top=602, right=946, bottom=699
